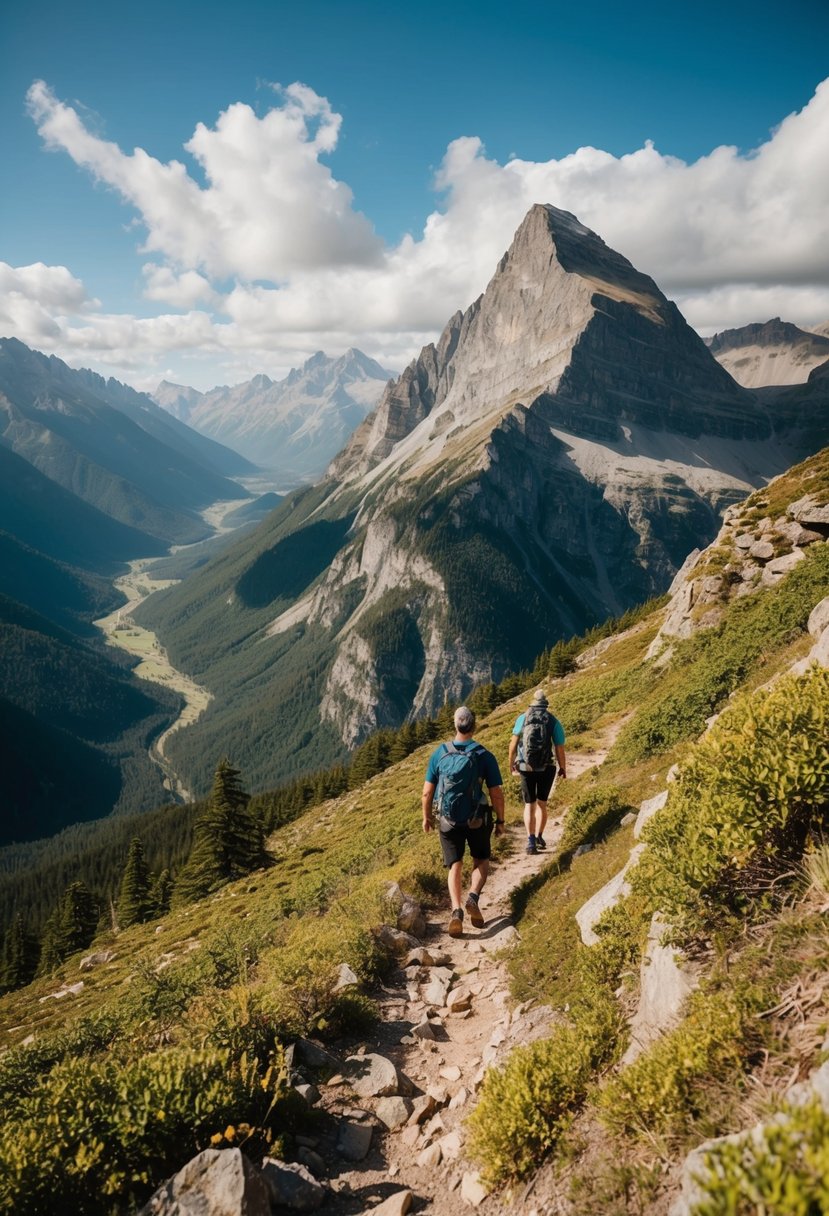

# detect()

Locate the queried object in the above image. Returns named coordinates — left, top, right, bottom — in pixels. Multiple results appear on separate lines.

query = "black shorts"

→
left=438, top=807, right=494, bottom=867
left=520, top=767, right=556, bottom=803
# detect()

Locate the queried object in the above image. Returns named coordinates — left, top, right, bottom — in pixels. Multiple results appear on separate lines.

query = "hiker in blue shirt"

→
left=422, top=706, right=505, bottom=937
left=508, top=689, right=567, bottom=855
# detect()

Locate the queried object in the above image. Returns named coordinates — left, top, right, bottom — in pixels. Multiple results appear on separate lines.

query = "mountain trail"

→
left=312, top=744, right=608, bottom=1215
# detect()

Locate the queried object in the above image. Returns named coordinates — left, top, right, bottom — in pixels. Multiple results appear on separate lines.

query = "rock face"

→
left=138, top=1148, right=270, bottom=1216
left=707, top=318, right=829, bottom=388
left=154, top=349, right=392, bottom=481
left=139, top=205, right=829, bottom=789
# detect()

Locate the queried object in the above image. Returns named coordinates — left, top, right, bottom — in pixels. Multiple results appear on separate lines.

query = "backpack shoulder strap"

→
left=442, top=742, right=457, bottom=755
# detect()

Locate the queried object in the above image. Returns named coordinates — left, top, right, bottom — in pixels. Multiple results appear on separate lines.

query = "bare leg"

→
left=536, top=799, right=548, bottom=839
left=523, top=802, right=537, bottom=837
left=470, top=857, right=489, bottom=895
left=448, top=860, right=463, bottom=909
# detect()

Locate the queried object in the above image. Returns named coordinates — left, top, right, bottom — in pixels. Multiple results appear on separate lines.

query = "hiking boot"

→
left=448, top=907, right=464, bottom=937
left=465, top=893, right=485, bottom=928
left=526, top=836, right=537, bottom=855
left=536, top=834, right=547, bottom=850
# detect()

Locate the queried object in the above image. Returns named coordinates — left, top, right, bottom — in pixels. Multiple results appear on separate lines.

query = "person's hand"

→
left=494, top=820, right=505, bottom=836
left=422, top=814, right=433, bottom=833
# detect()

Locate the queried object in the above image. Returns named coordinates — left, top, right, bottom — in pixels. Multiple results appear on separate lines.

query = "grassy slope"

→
left=0, top=451, right=827, bottom=1212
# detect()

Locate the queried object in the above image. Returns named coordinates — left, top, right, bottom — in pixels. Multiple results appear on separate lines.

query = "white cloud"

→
left=11, top=76, right=829, bottom=389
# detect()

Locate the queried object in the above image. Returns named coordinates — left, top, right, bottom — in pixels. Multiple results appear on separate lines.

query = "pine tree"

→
left=173, top=759, right=262, bottom=906
left=1, top=914, right=37, bottom=992
left=148, top=869, right=172, bottom=917
left=116, top=837, right=153, bottom=928
left=37, top=911, right=61, bottom=978
left=54, top=882, right=99, bottom=959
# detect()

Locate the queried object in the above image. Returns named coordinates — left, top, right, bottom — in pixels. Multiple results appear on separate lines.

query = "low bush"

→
left=559, top=785, right=631, bottom=855
left=0, top=1046, right=289, bottom=1215
left=692, top=1097, right=829, bottom=1216
left=629, top=665, right=829, bottom=936
left=467, top=984, right=623, bottom=1187
left=598, top=984, right=764, bottom=1141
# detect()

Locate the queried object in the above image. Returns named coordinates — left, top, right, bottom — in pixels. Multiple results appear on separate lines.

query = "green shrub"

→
left=560, top=785, right=631, bottom=855
left=0, top=1046, right=288, bottom=1215
left=598, top=985, right=763, bottom=1141
left=467, top=984, right=623, bottom=1187
left=692, top=1098, right=829, bottom=1216
left=629, top=666, right=829, bottom=935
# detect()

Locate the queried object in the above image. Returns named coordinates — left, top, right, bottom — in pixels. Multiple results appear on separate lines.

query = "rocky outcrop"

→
left=138, top=1148, right=270, bottom=1215
left=707, top=318, right=829, bottom=388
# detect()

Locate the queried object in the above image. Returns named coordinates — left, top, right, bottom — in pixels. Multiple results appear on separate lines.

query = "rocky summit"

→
left=138, top=205, right=829, bottom=790
left=707, top=317, right=829, bottom=388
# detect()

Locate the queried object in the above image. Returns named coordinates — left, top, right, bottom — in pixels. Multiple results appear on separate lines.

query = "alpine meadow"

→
left=2, top=6, right=829, bottom=1214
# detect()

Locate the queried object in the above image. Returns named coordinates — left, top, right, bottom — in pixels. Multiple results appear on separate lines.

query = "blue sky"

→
left=2, top=0, right=828, bottom=389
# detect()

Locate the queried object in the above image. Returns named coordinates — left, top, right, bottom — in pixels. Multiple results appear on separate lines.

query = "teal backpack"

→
left=435, top=743, right=486, bottom=830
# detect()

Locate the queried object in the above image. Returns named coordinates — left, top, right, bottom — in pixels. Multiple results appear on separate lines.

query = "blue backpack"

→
left=435, top=743, right=486, bottom=830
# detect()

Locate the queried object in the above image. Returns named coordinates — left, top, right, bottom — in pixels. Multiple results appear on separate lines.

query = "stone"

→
left=460, top=1171, right=489, bottom=1207
left=573, top=843, right=593, bottom=856
left=337, top=1120, right=373, bottom=1161
left=294, top=1037, right=343, bottom=1073
left=422, top=976, right=452, bottom=1007
left=446, top=986, right=472, bottom=1013
left=734, top=532, right=755, bottom=550
left=436, top=1130, right=463, bottom=1161
left=411, top=1020, right=436, bottom=1040
left=333, top=962, right=360, bottom=991
left=374, top=925, right=421, bottom=955
left=261, top=1158, right=327, bottom=1210
left=407, top=1094, right=438, bottom=1125
left=807, top=596, right=829, bottom=640
left=400, top=1124, right=422, bottom=1147
left=139, top=1148, right=270, bottom=1215
left=376, top=1096, right=413, bottom=1130
left=417, top=1142, right=442, bottom=1168
left=294, top=1082, right=320, bottom=1105
left=345, top=1052, right=402, bottom=1097
left=743, top=539, right=773, bottom=561
left=449, top=1086, right=469, bottom=1109
left=633, top=789, right=668, bottom=839
left=620, top=811, right=636, bottom=827
left=404, top=947, right=438, bottom=967
left=621, top=914, right=697, bottom=1066
left=788, top=495, right=829, bottom=527
left=439, top=1064, right=462, bottom=1083
left=575, top=845, right=646, bottom=945
left=384, top=882, right=427, bottom=938
left=79, top=949, right=116, bottom=971
left=809, top=627, right=829, bottom=669
left=761, top=549, right=804, bottom=584
left=361, top=1191, right=413, bottom=1216
left=775, top=519, right=824, bottom=547
left=295, top=1147, right=326, bottom=1178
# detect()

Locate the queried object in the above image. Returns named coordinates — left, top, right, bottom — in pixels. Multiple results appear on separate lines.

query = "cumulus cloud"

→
left=12, top=76, right=829, bottom=388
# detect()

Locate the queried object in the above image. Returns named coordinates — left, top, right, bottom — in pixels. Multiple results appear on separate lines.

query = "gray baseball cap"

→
left=531, top=688, right=549, bottom=705
left=454, top=705, right=475, bottom=733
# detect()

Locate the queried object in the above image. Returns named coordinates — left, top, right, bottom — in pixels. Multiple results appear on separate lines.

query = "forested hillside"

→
left=0, top=447, right=826, bottom=1215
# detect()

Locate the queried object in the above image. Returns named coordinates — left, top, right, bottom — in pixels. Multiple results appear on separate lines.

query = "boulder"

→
left=336, top=1120, right=373, bottom=1161
left=293, top=1038, right=343, bottom=1073
left=333, top=963, right=360, bottom=992
left=446, top=987, right=472, bottom=1013
left=416, top=1142, right=442, bottom=1168
left=360, top=1192, right=412, bottom=1216
left=345, top=1052, right=403, bottom=1098
left=293, top=1082, right=320, bottom=1105
left=261, top=1158, right=327, bottom=1210
left=575, top=845, right=645, bottom=945
left=436, top=1130, right=463, bottom=1161
left=621, top=914, right=697, bottom=1065
left=376, top=1096, right=413, bottom=1129
left=374, top=925, right=421, bottom=955
left=79, top=949, right=116, bottom=971
left=808, top=596, right=829, bottom=640
left=633, top=790, right=668, bottom=839
left=384, top=883, right=427, bottom=938
left=761, top=549, right=804, bottom=584
left=411, top=1020, right=436, bottom=1040
left=788, top=495, right=829, bottom=527
left=138, top=1148, right=270, bottom=1215
left=460, top=1171, right=489, bottom=1207
left=421, top=974, right=452, bottom=1007
left=734, top=532, right=755, bottom=550
left=295, top=1147, right=326, bottom=1178
left=407, top=1094, right=438, bottom=1126
left=749, top=539, right=775, bottom=562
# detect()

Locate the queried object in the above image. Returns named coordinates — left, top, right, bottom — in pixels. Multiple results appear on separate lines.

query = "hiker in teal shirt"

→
left=422, top=706, right=505, bottom=938
left=508, top=689, right=567, bottom=854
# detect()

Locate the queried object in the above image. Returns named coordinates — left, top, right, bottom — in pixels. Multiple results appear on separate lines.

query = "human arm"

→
left=421, top=780, right=436, bottom=832
left=554, top=744, right=567, bottom=778
left=489, top=785, right=506, bottom=835
left=508, top=734, right=519, bottom=774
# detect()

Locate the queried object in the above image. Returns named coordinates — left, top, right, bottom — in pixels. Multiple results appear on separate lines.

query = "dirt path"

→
left=308, top=745, right=608, bottom=1214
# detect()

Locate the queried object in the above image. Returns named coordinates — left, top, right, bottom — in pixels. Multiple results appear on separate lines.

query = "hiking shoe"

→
left=448, top=907, right=464, bottom=937
left=536, top=834, right=547, bottom=850
left=465, top=894, right=485, bottom=928
left=526, top=836, right=537, bottom=855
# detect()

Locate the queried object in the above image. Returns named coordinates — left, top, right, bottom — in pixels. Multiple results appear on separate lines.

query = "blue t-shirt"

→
left=425, top=739, right=503, bottom=789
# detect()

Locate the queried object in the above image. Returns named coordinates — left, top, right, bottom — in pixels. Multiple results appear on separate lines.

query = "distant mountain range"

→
left=0, top=338, right=258, bottom=843
left=137, top=204, right=829, bottom=796
left=707, top=318, right=829, bottom=388
left=152, top=349, right=393, bottom=481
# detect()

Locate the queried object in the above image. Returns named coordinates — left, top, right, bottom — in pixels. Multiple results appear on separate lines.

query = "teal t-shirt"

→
left=513, top=711, right=565, bottom=768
